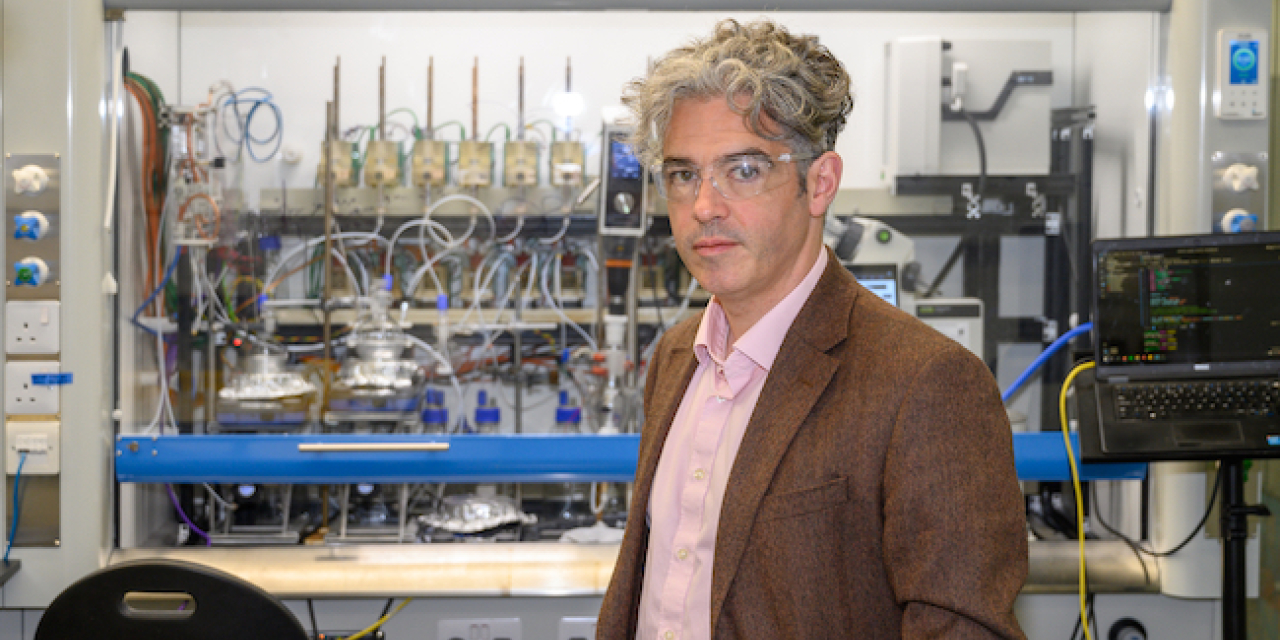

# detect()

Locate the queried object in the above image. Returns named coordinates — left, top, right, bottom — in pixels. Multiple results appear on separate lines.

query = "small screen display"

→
left=848, top=264, right=899, bottom=308
left=610, top=140, right=642, bottom=180
left=1230, top=40, right=1260, bottom=85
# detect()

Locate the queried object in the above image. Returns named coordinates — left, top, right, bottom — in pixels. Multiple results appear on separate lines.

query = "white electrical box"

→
left=558, top=617, right=597, bottom=640
left=884, top=36, right=943, bottom=187
left=5, top=300, right=60, bottom=354
left=5, top=361, right=61, bottom=415
left=1215, top=28, right=1269, bottom=120
left=438, top=617, right=522, bottom=640
left=884, top=38, right=1052, bottom=189
left=916, top=298, right=985, bottom=358
left=5, top=421, right=59, bottom=475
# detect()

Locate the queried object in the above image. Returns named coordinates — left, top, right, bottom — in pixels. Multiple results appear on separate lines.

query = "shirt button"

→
left=676, top=548, right=689, bottom=560
left=693, top=469, right=706, bottom=480
left=664, top=631, right=675, bottom=640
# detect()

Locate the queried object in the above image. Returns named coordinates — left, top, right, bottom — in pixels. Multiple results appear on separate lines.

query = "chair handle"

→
left=297, top=442, right=450, bottom=453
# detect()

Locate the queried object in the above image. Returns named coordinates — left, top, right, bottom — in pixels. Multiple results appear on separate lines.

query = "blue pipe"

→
left=1002, top=322, right=1093, bottom=403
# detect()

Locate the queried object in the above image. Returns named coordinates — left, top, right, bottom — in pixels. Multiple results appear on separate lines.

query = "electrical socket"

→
left=438, top=618, right=521, bottom=640
left=558, top=617, right=597, bottom=640
left=5, top=361, right=61, bottom=415
left=6, top=300, right=60, bottom=354
left=6, top=421, right=59, bottom=475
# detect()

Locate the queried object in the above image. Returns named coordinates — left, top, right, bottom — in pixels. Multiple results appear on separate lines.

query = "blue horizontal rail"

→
left=1014, top=432, right=1146, bottom=482
left=115, top=434, right=642, bottom=484
left=114, top=431, right=1144, bottom=485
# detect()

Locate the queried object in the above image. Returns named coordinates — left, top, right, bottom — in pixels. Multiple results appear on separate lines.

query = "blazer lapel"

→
left=634, top=339, right=699, bottom=506
left=610, top=319, right=700, bottom=637
left=709, top=257, right=860, bottom=631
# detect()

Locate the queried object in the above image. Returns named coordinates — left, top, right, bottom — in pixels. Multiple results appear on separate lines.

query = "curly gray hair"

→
left=622, top=19, right=854, bottom=183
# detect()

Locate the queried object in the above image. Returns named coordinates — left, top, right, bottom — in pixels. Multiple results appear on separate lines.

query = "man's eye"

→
left=666, top=169, right=696, bottom=184
left=726, top=161, right=764, bottom=182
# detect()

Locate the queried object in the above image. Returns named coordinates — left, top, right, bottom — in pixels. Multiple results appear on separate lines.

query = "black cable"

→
left=959, top=109, right=988, bottom=198
left=370, top=598, right=395, bottom=633
left=921, top=239, right=965, bottom=298
left=1088, top=482, right=1151, bottom=586
left=1092, top=463, right=1226, bottom=558
left=307, top=598, right=319, bottom=637
left=1067, top=592, right=1095, bottom=640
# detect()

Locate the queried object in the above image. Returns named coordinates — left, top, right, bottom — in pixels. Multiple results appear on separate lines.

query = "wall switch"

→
left=558, top=617, right=597, bottom=640
left=438, top=618, right=521, bottom=640
left=6, top=300, right=60, bottom=354
left=5, top=361, right=61, bottom=415
left=6, top=421, right=58, bottom=475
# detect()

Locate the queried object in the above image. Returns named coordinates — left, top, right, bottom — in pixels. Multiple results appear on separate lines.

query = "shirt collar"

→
left=693, top=248, right=828, bottom=371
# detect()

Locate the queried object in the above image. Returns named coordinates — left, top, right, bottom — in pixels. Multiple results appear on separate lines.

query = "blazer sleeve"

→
left=881, top=344, right=1029, bottom=639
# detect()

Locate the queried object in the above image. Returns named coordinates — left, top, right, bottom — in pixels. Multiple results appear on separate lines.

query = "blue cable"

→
left=220, top=88, right=283, bottom=163
left=131, top=248, right=183, bottom=337
left=4, top=452, right=28, bottom=564
left=1002, top=322, right=1094, bottom=403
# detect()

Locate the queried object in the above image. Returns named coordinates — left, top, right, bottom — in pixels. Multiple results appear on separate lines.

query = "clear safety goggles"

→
left=650, top=152, right=810, bottom=203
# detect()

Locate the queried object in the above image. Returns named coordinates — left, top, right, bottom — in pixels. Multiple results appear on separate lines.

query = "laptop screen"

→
left=1093, top=232, right=1280, bottom=379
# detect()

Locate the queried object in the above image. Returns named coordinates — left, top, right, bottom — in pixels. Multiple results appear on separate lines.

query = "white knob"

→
left=1223, top=163, right=1260, bottom=192
left=11, top=165, right=49, bottom=196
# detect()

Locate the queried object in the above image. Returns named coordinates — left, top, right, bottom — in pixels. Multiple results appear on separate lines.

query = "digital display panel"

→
left=1230, top=40, right=1260, bottom=85
left=848, top=264, right=899, bottom=308
left=610, top=140, right=642, bottom=180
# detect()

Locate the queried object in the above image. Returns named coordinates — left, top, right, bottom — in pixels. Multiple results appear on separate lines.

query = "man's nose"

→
left=691, top=175, right=727, bottom=223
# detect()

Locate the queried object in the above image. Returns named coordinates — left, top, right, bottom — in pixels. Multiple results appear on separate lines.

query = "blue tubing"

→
left=1002, top=322, right=1093, bottom=403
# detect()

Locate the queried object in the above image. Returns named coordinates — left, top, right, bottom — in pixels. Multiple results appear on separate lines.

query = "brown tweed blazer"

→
left=598, top=253, right=1028, bottom=639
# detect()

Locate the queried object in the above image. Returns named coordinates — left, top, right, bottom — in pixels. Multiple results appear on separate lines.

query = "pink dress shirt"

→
left=636, top=249, right=829, bottom=640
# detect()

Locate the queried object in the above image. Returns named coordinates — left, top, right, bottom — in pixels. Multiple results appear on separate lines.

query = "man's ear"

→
left=806, top=151, right=843, bottom=219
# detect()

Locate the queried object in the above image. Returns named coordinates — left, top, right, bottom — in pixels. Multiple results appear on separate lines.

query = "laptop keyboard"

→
left=1114, top=379, right=1279, bottom=421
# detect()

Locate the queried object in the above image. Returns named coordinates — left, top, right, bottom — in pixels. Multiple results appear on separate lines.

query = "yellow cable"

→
left=1060, top=360, right=1096, bottom=640
left=344, top=597, right=412, bottom=640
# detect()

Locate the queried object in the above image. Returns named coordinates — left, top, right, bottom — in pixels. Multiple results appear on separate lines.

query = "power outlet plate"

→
left=558, top=617, right=597, bottom=640
left=438, top=618, right=521, bottom=640
left=5, top=421, right=59, bottom=475
left=5, top=300, right=60, bottom=354
left=5, top=361, right=60, bottom=415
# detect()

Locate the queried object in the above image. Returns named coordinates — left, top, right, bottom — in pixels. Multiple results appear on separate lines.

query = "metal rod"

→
left=1222, top=459, right=1248, bottom=640
left=427, top=56, right=437, bottom=138
left=206, top=315, right=216, bottom=432
left=332, top=59, right=340, bottom=139
left=338, top=484, right=350, bottom=539
left=297, top=443, right=450, bottom=453
left=379, top=56, right=386, bottom=141
left=323, top=101, right=335, bottom=368
left=517, top=57, right=525, bottom=141
left=398, top=483, right=410, bottom=542
left=177, top=250, right=195, bottom=434
left=472, top=57, right=479, bottom=141
left=281, top=485, right=293, bottom=535
left=565, top=57, right=574, bottom=135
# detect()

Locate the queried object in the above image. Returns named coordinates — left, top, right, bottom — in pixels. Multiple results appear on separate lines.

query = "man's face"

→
left=663, top=96, right=825, bottom=316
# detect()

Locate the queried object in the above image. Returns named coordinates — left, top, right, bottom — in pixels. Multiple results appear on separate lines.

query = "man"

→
left=598, top=19, right=1027, bottom=640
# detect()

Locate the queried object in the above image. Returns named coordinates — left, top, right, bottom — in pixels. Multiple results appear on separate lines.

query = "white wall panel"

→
left=121, top=11, right=1082, bottom=208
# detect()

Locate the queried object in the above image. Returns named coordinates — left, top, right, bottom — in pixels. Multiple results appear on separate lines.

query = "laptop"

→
left=1087, top=232, right=1280, bottom=461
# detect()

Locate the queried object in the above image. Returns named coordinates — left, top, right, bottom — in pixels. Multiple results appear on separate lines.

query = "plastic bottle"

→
left=474, top=389, right=501, bottom=434
left=554, top=390, right=582, bottom=434
left=421, top=388, right=449, bottom=433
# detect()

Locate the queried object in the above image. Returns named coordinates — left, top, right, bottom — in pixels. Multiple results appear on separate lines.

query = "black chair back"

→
left=34, top=558, right=309, bottom=640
